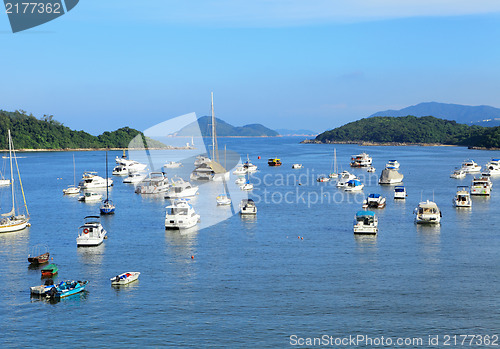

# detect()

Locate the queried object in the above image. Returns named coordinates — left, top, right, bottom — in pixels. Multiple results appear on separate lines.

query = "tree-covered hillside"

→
left=314, top=115, right=500, bottom=148
left=0, top=110, right=163, bottom=149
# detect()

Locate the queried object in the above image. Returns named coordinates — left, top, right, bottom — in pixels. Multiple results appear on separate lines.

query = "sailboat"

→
left=190, top=92, right=228, bottom=181
left=329, top=148, right=339, bottom=178
left=0, top=130, right=30, bottom=233
left=216, top=145, right=231, bottom=206
left=100, top=151, right=115, bottom=214
left=63, top=154, right=80, bottom=195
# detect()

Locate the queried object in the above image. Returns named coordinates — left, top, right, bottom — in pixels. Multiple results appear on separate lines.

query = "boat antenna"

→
left=105, top=150, right=109, bottom=202
left=211, top=92, right=220, bottom=163
left=8, top=130, right=14, bottom=216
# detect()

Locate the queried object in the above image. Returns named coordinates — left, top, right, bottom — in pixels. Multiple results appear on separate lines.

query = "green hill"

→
left=313, top=115, right=500, bottom=148
left=174, top=116, right=278, bottom=137
left=0, top=109, right=165, bottom=149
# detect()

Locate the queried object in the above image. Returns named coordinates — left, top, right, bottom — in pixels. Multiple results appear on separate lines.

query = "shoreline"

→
left=301, top=139, right=500, bottom=150
left=0, top=146, right=194, bottom=153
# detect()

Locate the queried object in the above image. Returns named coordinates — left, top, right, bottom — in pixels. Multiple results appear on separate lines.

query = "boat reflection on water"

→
left=77, top=243, right=106, bottom=265
left=416, top=224, right=441, bottom=264
left=354, top=234, right=378, bottom=264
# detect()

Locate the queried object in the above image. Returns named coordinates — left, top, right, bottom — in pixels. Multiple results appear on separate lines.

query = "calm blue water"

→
left=1, top=137, right=499, bottom=348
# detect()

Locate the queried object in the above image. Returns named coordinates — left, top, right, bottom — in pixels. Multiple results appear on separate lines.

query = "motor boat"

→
left=194, top=155, right=211, bottom=166
left=164, top=199, right=200, bottom=229
left=233, top=166, right=247, bottom=175
left=191, top=162, right=229, bottom=181
left=164, top=177, right=199, bottom=198
left=362, top=194, right=386, bottom=208
left=239, top=199, right=257, bottom=215
left=385, top=160, right=400, bottom=169
left=394, top=186, right=407, bottom=199
left=135, top=172, right=170, bottom=194
left=46, top=280, right=89, bottom=299
left=470, top=177, right=492, bottom=196
left=317, top=176, right=330, bottom=182
left=163, top=161, right=182, bottom=169
left=379, top=168, right=403, bottom=185
left=414, top=200, right=441, bottom=224
left=367, top=166, right=376, bottom=173
left=240, top=181, right=254, bottom=191
left=292, top=164, right=303, bottom=169
left=235, top=176, right=246, bottom=185
left=344, top=179, right=364, bottom=191
left=78, top=171, right=113, bottom=189
left=350, top=153, right=372, bottom=167
left=336, top=171, right=357, bottom=188
left=268, top=158, right=282, bottom=166
left=353, top=211, right=378, bottom=235
left=450, top=168, right=466, bottom=179
left=76, top=216, right=107, bottom=246
left=111, top=272, right=140, bottom=286
left=483, top=159, right=500, bottom=176
left=78, top=192, right=103, bottom=202
left=329, top=172, right=338, bottom=178
left=123, top=172, right=147, bottom=184
left=63, top=186, right=80, bottom=195
left=460, top=159, right=481, bottom=173
left=454, top=186, right=471, bottom=208
left=216, top=194, right=231, bottom=206
left=112, top=158, right=147, bottom=176
left=243, top=157, right=258, bottom=172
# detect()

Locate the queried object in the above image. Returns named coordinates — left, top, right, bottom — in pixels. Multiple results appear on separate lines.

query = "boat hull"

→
left=0, top=219, right=29, bottom=233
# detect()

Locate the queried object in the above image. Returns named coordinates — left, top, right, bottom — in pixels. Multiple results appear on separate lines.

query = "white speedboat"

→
left=194, top=155, right=210, bottom=166
left=123, top=172, right=147, bottom=184
left=110, top=272, right=140, bottom=286
left=362, top=194, right=386, bottom=208
left=414, top=200, right=441, bottom=224
left=235, top=176, right=246, bottom=185
left=163, top=161, right=182, bottom=169
left=216, top=194, right=231, bottom=206
left=135, top=172, right=170, bottom=194
left=233, top=166, right=247, bottom=175
left=460, top=159, right=481, bottom=173
left=367, top=166, right=376, bottom=173
left=164, top=199, right=200, bottom=229
left=450, top=168, right=466, bottom=179
left=63, top=186, right=80, bottom=195
left=78, top=192, right=103, bottom=202
left=483, top=158, right=500, bottom=176
left=240, top=199, right=257, bottom=215
left=350, top=153, right=372, bottom=167
left=79, top=171, right=113, bottom=189
left=76, top=215, right=107, bottom=247
left=164, top=177, right=199, bottom=198
left=454, top=186, right=471, bottom=208
left=379, top=168, right=403, bottom=185
left=292, top=164, right=303, bottom=169
left=113, top=158, right=147, bottom=176
left=243, top=156, right=258, bottom=172
left=385, top=160, right=400, bottom=169
left=394, top=186, right=407, bottom=199
left=317, top=176, right=330, bottom=182
left=344, top=179, right=364, bottom=191
left=470, top=177, right=492, bottom=196
left=240, top=181, right=254, bottom=191
left=336, top=171, right=356, bottom=188
left=353, top=211, right=378, bottom=235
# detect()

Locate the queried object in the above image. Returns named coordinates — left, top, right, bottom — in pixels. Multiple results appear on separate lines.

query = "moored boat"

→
left=470, top=177, right=492, bottom=196
left=268, top=157, right=282, bottom=166
left=135, top=172, right=170, bottom=194
left=30, top=279, right=55, bottom=295
left=414, top=200, right=441, bottom=224
left=28, top=245, right=50, bottom=265
left=111, top=272, right=140, bottom=286
left=344, top=179, right=364, bottom=191
left=379, top=168, right=403, bottom=185
left=353, top=211, right=378, bottom=235
left=454, top=186, right=471, bottom=208
left=76, top=216, right=107, bottom=247
left=385, top=160, right=400, bottom=169
left=78, top=192, right=103, bottom=202
left=362, top=194, right=386, bottom=208
left=450, top=168, right=466, bottom=179
left=46, top=280, right=89, bottom=299
left=41, top=263, right=58, bottom=277
left=350, top=153, right=372, bottom=167
left=460, top=159, right=481, bottom=173
left=164, top=177, right=199, bottom=199
left=240, top=199, right=257, bottom=215
left=165, top=199, right=200, bottom=229
left=292, top=164, right=303, bottom=169
left=78, top=171, right=113, bottom=189
left=336, top=171, right=357, bottom=188
left=394, top=186, right=407, bottom=200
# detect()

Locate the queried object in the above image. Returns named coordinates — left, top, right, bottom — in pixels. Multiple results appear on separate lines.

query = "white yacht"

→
left=240, top=181, right=254, bottom=191
left=394, top=186, right=407, bottom=200
left=292, top=164, right=303, bottom=169
left=450, top=168, right=466, bottom=179
left=350, top=153, right=372, bottom=167
left=164, top=199, right=200, bottom=229
left=344, top=179, right=364, bottom=191
left=123, top=172, right=147, bottom=184
left=336, top=171, right=357, bottom=188
left=470, top=177, right=492, bottom=196
left=194, top=155, right=211, bottom=166
left=78, top=171, right=113, bottom=189
left=353, top=211, right=378, bottom=235
left=240, top=199, right=257, bottom=215
left=362, top=194, right=386, bottom=209
left=78, top=192, right=103, bottom=202
left=317, top=176, right=330, bottom=182
left=454, top=186, right=471, bottom=208
left=76, top=216, right=107, bottom=247
left=164, top=177, right=199, bottom=199
left=235, top=176, right=246, bottom=185
left=216, top=194, right=232, bottom=206
left=112, top=157, right=147, bottom=176
left=163, top=161, right=182, bottom=169
left=135, top=172, right=170, bottom=194
left=483, top=158, right=500, bottom=176
left=414, top=200, right=441, bottom=224
left=243, top=156, right=258, bottom=172
left=233, top=166, right=247, bottom=175
left=385, top=160, right=400, bottom=169
left=460, top=159, right=481, bottom=173
left=367, top=166, right=376, bottom=173
left=379, top=168, right=404, bottom=185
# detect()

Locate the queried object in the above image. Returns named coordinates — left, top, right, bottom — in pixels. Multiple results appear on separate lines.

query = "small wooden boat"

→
left=111, top=272, right=140, bottom=286
left=41, top=263, right=58, bottom=277
left=28, top=245, right=50, bottom=265
left=46, top=280, right=89, bottom=299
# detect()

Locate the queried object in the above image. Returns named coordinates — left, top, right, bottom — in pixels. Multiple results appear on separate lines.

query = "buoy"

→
left=258, top=156, right=261, bottom=159
left=298, top=236, right=300, bottom=239
left=191, top=255, right=194, bottom=259
left=301, top=237, right=304, bottom=240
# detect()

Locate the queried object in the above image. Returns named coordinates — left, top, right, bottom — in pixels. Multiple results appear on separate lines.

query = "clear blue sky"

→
left=2, top=1, right=500, bottom=134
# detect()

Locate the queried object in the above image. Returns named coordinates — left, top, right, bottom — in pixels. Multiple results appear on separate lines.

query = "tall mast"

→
left=73, top=153, right=76, bottom=187
left=8, top=130, right=14, bottom=214
left=105, top=151, right=109, bottom=201
left=211, top=92, right=215, bottom=161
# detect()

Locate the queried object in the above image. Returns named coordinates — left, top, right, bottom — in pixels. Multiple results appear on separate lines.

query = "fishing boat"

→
left=344, top=179, right=364, bottom=191
left=414, top=200, right=441, bottom=224
left=78, top=171, right=113, bottom=189
left=63, top=154, right=80, bottom=195
left=385, top=160, right=400, bottom=169
left=454, top=186, right=471, bottom=208
left=460, top=159, right=481, bottom=173
left=450, top=168, right=466, bottom=179
left=394, top=186, right=407, bottom=200
left=163, top=161, right=182, bottom=169
left=30, top=279, right=55, bottom=295
left=379, top=168, right=404, bottom=185
left=470, top=177, right=492, bottom=196
left=111, top=272, right=140, bottom=286
left=362, top=194, right=386, bottom=209
left=353, top=211, right=378, bottom=235
left=164, top=177, right=199, bottom=199
left=350, top=153, right=372, bottom=167
left=0, top=130, right=30, bottom=233
left=240, top=199, right=257, bottom=215
left=76, top=216, right=107, bottom=247
left=135, top=172, right=170, bottom=194
left=268, top=157, right=282, bottom=166
left=46, top=280, right=89, bottom=299
left=164, top=199, right=200, bottom=229
left=41, top=263, right=58, bottom=277
left=336, top=171, right=357, bottom=188
left=78, top=192, right=103, bottom=202
left=100, top=152, right=115, bottom=214
left=123, top=172, right=147, bottom=184
left=28, top=245, right=50, bottom=265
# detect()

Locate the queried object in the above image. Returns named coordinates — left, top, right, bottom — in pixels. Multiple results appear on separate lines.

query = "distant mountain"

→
left=370, top=102, right=500, bottom=126
left=275, top=128, right=317, bottom=136
left=174, top=116, right=279, bottom=137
